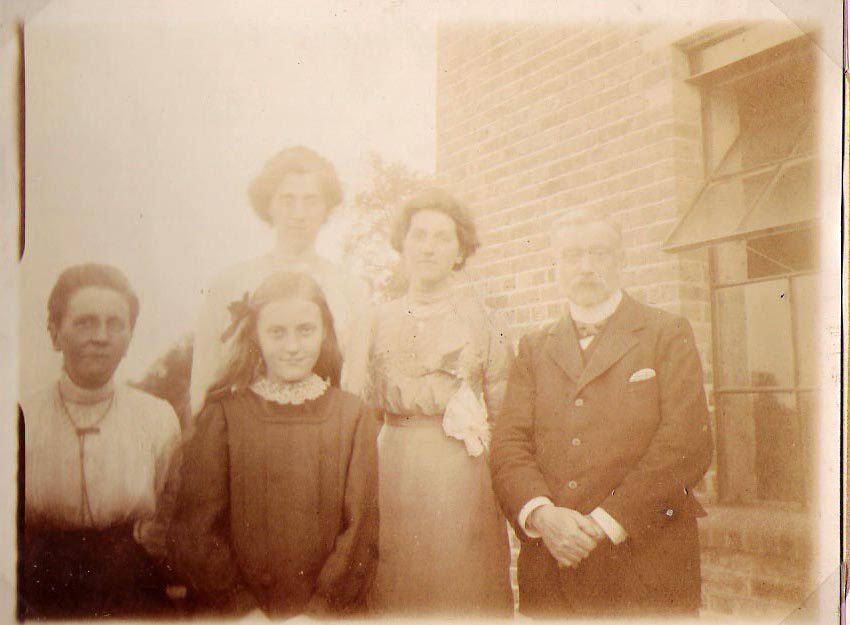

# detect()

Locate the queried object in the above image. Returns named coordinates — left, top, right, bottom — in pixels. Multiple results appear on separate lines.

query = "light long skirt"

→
left=371, top=417, right=513, bottom=617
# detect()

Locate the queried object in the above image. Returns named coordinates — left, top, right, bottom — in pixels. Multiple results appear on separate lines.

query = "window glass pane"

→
left=792, top=274, right=820, bottom=388
left=746, top=227, right=818, bottom=278
left=716, top=392, right=805, bottom=504
left=738, top=158, right=818, bottom=233
left=734, top=51, right=815, bottom=133
left=666, top=170, right=773, bottom=251
left=714, top=279, right=794, bottom=388
left=715, top=109, right=806, bottom=175
left=791, top=120, right=816, bottom=156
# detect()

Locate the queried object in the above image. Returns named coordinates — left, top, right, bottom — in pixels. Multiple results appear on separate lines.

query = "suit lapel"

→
left=544, top=317, right=584, bottom=384
left=574, top=294, right=645, bottom=393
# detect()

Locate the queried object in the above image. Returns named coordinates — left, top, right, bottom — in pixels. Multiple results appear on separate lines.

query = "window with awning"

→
left=669, top=31, right=820, bottom=507
left=664, top=39, right=819, bottom=252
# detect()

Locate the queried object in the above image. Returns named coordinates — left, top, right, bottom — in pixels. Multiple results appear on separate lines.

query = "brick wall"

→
left=436, top=19, right=715, bottom=494
left=436, top=22, right=810, bottom=616
left=437, top=23, right=710, bottom=360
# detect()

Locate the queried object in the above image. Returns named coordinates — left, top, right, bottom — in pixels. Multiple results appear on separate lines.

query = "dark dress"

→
left=20, top=522, right=173, bottom=620
left=169, top=385, right=379, bottom=618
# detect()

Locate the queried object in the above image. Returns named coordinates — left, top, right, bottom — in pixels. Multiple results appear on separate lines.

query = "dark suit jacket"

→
left=490, top=293, right=713, bottom=616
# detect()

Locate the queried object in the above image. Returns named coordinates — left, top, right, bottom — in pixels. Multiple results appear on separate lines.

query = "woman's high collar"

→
left=58, top=371, right=114, bottom=405
left=406, top=278, right=456, bottom=306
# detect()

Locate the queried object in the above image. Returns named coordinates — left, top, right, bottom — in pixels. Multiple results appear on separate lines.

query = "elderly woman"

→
left=366, top=188, right=513, bottom=616
left=19, top=263, right=181, bottom=619
left=189, top=146, right=370, bottom=417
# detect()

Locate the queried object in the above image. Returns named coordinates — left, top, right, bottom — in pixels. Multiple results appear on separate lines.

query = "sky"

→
left=19, top=0, right=439, bottom=393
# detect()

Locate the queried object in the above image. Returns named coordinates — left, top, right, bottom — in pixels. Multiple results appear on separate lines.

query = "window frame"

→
left=664, top=35, right=819, bottom=253
left=673, top=28, right=821, bottom=508
left=708, top=248, right=817, bottom=508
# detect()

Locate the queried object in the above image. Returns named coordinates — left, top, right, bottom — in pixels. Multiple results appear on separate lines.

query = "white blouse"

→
left=22, top=374, right=181, bottom=530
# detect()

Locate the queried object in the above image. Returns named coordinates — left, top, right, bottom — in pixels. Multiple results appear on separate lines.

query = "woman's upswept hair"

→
left=390, top=187, right=480, bottom=270
left=206, top=272, right=342, bottom=397
left=247, top=145, right=343, bottom=225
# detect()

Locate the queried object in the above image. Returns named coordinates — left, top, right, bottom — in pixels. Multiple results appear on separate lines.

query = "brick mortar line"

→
left=473, top=280, right=708, bottom=298
left=477, top=239, right=694, bottom=270
left=440, top=69, right=665, bottom=165
left=465, top=138, right=685, bottom=210
left=480, top=197, right=681, bottom=238
left=477, top=280, right=692, bottom=307
left=438, top=42, right=672, bottom=155
left=464, top=136, right=680, bottom=204
left=488, top=284, right=695, bottom=306
left=468, top=157, right=683, bottom=222
left=467, top=144, right=701, bottom=211
left=512, top=173, right=681, bottom=219
left=469, top=242, right=683, bottom=270
left=438, top=27, right=658, bottom=136
left=701, top=587, right=802, bottom=602
left=444, top=116, right=681, bottom=203
left=438, top=25, right=625, bottom=110
left=439, top=25, right=534, bottom=75
left=437, top=23, right=549, bottom=85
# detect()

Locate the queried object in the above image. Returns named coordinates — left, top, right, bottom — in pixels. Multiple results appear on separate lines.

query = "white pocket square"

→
left=628, top=368, right=656, bottom=382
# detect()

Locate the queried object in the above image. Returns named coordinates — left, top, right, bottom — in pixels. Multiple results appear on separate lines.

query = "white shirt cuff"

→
left=589, top=507, right=628, bottom=544
left=518, top=496, right=554, bottom=538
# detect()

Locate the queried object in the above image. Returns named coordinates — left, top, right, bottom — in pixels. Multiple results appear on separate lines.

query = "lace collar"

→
left=250, top=374, right=329, bottom=405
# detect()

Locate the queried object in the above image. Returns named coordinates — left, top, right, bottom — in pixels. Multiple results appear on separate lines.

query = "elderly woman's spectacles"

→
left=70, top=316, right=128, bottom=338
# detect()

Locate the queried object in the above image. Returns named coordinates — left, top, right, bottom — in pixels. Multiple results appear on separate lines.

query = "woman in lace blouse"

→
left=367, top=189, right=514, bottom=616
left=170, top=272, right=378, bottom=619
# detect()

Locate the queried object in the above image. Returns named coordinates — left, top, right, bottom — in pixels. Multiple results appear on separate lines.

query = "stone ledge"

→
left=698, top=504, right=814, bottom=561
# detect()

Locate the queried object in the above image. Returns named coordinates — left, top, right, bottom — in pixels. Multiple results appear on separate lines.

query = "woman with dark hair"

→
left=190, top=146, right=370, bottom=417
left=365, top=188, right=513, bottom=616
left=19, top=263, right=181, bottom=619
left=170, top=272, right=378, bottom=619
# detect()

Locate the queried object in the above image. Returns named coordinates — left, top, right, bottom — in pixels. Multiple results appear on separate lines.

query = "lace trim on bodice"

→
left=250, top=374, right=329, bottom=405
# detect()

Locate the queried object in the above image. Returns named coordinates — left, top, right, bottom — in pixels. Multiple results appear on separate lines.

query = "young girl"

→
left=169, top=272, right=378, bottom=619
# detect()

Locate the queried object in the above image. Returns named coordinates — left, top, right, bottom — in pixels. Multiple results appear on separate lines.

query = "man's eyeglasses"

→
left=558, top=247, right=616, bottom=265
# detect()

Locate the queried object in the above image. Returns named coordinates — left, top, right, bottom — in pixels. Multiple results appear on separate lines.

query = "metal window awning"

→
left=663, top=115, right=819, bottom=253
left=681, top=25, right=809, bottom=85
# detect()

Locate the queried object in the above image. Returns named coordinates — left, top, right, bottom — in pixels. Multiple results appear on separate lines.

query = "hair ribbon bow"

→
left=220, top=291, right=252, bottom=342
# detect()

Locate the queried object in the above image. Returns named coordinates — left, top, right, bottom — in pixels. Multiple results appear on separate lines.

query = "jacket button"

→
left=574, top=398, right=584, bottom=407
left=568, top=480, right=578, bottom=490
left=571, top=438, right=581, bottom=446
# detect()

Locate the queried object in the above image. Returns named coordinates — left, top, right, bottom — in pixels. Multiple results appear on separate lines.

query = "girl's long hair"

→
left=206, top=272, right=342, bottom=398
